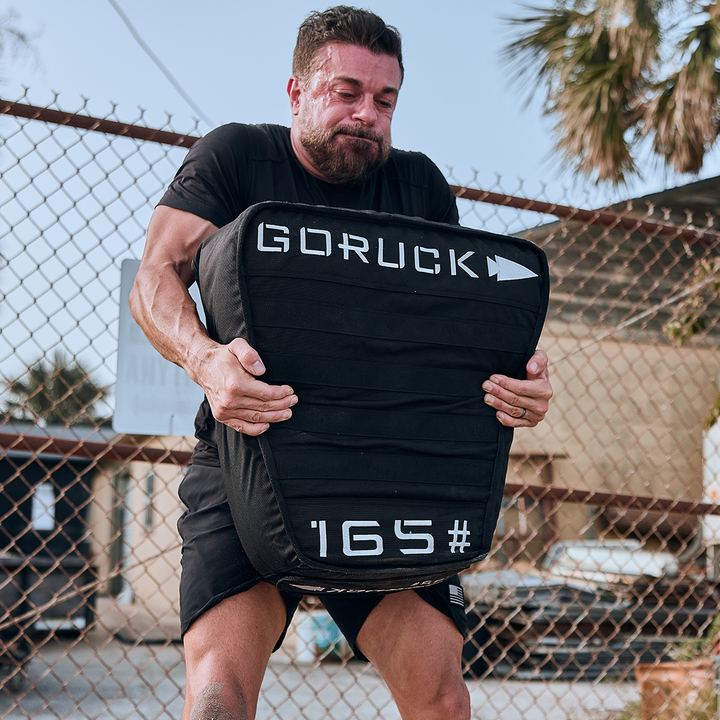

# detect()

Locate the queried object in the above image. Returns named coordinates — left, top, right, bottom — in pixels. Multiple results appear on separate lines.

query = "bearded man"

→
left=130, top=7, right=552, bottom=719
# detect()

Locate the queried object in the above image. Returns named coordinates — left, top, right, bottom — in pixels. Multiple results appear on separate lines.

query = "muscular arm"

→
left=129, top=205, right=297, bottom=436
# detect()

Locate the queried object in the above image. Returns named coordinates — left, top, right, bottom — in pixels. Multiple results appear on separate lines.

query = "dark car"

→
left=461, top=541, right=719, bottom=680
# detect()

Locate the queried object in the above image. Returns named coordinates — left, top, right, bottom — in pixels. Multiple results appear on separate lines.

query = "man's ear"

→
left=287, top=76, right=303, bottom=116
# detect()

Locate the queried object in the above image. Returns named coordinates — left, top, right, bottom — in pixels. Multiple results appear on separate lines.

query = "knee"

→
left=187, top=681, right=248, bottom=720
left=398, top=679, right=470, bottom=720
left=429, top=682, right=470, bottom=720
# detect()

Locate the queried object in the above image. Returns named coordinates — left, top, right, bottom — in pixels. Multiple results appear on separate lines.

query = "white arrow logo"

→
left=487, top=255, right=538, bottom=282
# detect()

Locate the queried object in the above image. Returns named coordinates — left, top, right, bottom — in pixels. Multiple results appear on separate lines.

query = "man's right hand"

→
left=199, top=338, right=297, bottom=436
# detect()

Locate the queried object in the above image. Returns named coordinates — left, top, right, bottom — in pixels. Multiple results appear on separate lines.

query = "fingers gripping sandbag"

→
left=193, top=202, right=549, bottom=593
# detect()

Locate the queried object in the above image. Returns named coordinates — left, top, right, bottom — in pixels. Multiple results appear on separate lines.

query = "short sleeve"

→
left=158, top=123, right=250, bottom=229
left=425, top=159, right=460, bottom=226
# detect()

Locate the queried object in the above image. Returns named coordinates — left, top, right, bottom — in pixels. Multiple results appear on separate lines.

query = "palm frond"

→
left=502, top=6, right=585, bottom=106
left=646, top=6, right=720, bottom=174
left=503, top=1, right=662, bottom=184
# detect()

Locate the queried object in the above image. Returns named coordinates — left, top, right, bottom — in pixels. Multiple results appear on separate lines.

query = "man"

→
left=130, top=7, right=552, bottom=719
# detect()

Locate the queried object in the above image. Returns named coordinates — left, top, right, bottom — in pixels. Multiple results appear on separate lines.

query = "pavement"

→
left=0, top=598, right=640, bottom=720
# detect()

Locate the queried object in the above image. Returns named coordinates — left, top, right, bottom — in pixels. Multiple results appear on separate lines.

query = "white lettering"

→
left=448, top=520, right=471, bottom=553
left=342, top=520, right=383, bottom=556
left=378, top=237, right=405, bottom=269
left=394, top=520, right=434, bottom=555
left=414, top=246, right=440, bottom=274
left=257, top=222, right=289, bottom=252
left=301, top=227, right=332, bottom=256
left=311, top=520, right=328, bottom=557
left=253, top=221, right=485, bottom=281
left=449, top=249, right=479, bottom=278
left=339, top=233, right=370, bottom=263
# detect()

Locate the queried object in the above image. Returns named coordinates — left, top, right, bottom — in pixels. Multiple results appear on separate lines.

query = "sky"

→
left=8, top=0, right=720, bottom=210
left=4, top=0, right=720, bottom=416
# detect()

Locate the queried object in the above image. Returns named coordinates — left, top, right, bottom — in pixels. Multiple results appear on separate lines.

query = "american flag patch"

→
left=448, top=584, right=465, bottom=607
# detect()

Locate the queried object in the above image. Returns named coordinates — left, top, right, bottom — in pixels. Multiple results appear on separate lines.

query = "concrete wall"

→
left=512, top=325, right=719, bottom=501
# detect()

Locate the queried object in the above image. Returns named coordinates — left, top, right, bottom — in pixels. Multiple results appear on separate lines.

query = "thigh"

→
left=355, top=589, right=470, bottom=720
left=321, top=577, right=467, bottom=661
left=182, top=582, right=287, bottom=720
left=356, top=588, right=465, bottom=679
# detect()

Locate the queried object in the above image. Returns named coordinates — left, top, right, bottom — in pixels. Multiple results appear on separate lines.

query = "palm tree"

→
left=2, top=351, right=111, bottom=426
left=503, top=0, right=720, bottom=185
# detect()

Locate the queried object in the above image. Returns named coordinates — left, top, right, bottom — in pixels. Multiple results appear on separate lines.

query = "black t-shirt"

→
left=158, top=123, right=460, bottom=461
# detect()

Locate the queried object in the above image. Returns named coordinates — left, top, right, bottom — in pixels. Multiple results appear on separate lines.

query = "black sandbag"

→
left=194, top=202, right=549, bottom=593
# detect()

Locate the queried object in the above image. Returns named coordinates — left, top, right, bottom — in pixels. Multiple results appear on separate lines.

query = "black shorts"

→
left=177, top=462, right=468, bottom=660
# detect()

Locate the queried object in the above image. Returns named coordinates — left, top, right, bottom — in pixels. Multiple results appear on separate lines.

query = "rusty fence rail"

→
left=2, top=94, right=720, bottom=719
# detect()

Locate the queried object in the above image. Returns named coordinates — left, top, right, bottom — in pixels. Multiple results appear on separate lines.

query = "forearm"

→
left=129, top=263, right=216, bottom=387
left=129, top=205, right=222, bottom=387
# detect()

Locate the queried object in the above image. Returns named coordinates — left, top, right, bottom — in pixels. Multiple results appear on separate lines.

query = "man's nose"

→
left=352, top=94, right=378, bottom=125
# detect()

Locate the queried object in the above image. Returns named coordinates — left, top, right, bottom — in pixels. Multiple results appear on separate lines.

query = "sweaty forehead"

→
left=310, top=43, right=402, bottom=91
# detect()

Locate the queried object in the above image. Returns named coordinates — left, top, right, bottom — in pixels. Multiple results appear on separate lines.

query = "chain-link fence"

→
left=2, top=92, right=720, bottom=720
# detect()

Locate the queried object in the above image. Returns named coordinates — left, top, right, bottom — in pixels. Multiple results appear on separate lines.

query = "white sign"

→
left=113, top=259, right=205, bottom=437
left=31, top=482, right=56, bottom=531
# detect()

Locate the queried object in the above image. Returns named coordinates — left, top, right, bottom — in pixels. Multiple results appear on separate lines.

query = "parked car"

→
left=542, top=539, right=679, bottom=583
left=461, top=541, right=718, bottom=680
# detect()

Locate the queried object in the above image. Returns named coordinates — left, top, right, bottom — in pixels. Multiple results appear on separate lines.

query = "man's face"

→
left=288, top=43, right=402, bottom=184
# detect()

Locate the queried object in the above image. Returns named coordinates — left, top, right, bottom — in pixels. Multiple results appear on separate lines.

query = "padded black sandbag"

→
left=194, top=202, right=549, bottom=593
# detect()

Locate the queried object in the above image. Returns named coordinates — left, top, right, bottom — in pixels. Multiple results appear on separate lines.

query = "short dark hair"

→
left=293, top=6, right=404, bottom=83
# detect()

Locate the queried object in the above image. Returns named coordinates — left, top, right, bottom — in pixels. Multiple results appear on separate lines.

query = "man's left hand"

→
left=482, top=349, right=552, bottom=428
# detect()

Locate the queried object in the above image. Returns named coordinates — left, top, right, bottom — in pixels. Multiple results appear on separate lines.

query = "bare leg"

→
left=357, top=591, right=470, bottom=720
left=181, top=582, right=287, bottom=720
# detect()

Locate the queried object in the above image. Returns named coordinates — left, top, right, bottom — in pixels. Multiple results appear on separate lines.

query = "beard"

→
left=298, top=123, right=392, bottom=185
